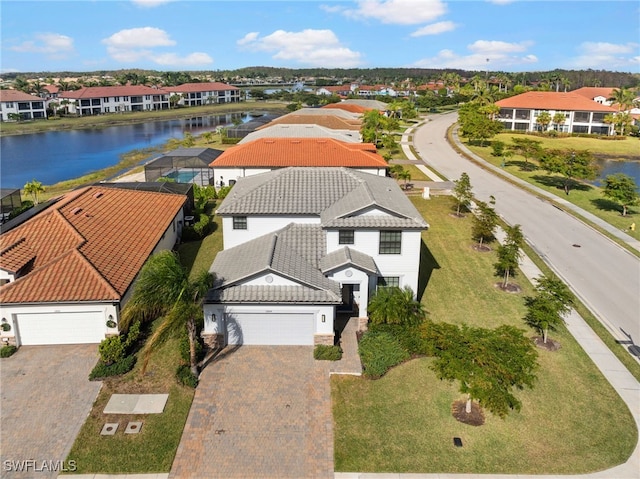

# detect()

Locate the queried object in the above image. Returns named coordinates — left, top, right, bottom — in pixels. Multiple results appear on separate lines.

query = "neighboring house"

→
left=210, top=138, right=388, bottom=186
left=0, top=189, right=22, bottom=223
left=0, top=90, right=47, bottom=122
left=202, top=167, right=428, bottom=347
left=495, top=91, right=617, bottom=134
left=164, top=82, right=242, bottom=106
left=59, top=85, right=170, bottom=115
left=239, top=124, right=361, bottom=144
left=315, top=85, right=353, bottom=97
left=572, top=87, right=616, bottom=106
left=144, top=147, right=224, bottom=187
left=225, top=113, right=283, bottom=139
left=0, top=185, right=187, bottom=346
left=255, top=112, right=362, bottom=132
left=322, top=99, right=390, bottom=115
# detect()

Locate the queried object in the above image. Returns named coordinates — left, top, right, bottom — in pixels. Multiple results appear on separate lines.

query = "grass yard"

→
left=332, top=195, right=637, bottom=474
left=464, top=134, right=640, bottom=242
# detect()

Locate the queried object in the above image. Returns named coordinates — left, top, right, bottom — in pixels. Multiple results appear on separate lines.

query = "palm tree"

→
left=552, top=112, right=566, bottom=132
left=608, top=87, right=636, bottom=113
left=23, top=179, right=45, bottom=204
left=397, top=169, right=412, bottom=190
left=120, top=250, right=214, bottom=376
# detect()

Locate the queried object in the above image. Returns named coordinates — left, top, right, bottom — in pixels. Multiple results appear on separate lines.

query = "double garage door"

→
left=226, top=312, right=314, bottom=345
left=15, top=311, right=105, bottom=345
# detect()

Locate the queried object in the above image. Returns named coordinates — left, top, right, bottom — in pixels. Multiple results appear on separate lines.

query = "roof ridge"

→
left=0, top=237, right=26, bottom=256
left=268, top=233, right=279, bottom=268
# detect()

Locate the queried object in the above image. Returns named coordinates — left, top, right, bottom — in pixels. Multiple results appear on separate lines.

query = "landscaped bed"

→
left=331, top=195, right=637, bottom=474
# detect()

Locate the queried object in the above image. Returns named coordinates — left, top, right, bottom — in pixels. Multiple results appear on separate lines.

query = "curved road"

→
left=413, top=112, right=640, bottom=345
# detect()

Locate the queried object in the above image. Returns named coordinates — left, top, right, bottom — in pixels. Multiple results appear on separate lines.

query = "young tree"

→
left=23, top=179, right=45, bottom=205
left=509, top=137, right=543, bottom=166
left=535, top=111, right=552, bottom=132
left=552, top=112, right=566, bottom=131
left=452, top=172, right=473, bottom=216
left=524, top=276, right=574, bottom=344
left=397, top=169, right=412, bottom=190
left=120, top=251, right=214, bottom=376
left=368, top=286, right=425, bottom=327
left=603, top=173, right=640, bottom=216
left=494, top=224, right=524, bottom=288
left=539, top=149, right=599, bottom=195
left=458, top=104, right=503, bottom=146
left=427, top=322, right=538, bottom=418
left=471, top=198, right=499, bottom=249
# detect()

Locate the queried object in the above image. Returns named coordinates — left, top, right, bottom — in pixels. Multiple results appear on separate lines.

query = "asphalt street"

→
left=413, top=112, right=640, bottom=345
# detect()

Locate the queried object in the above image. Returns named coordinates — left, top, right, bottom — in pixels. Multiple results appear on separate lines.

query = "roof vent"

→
left=71, top=207, right=83, bottom=215
left=93, top=192, right=104, bottom=199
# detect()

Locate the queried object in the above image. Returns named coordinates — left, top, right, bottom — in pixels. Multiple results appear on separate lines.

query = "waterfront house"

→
left=59, top=85, right=170, bottom=115
left=0, top=90, right=47, bottom=122
left=164, top=82, right=242, bottom=106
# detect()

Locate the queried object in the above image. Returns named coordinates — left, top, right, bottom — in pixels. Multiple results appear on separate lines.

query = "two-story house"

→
left=0, top=90, right=47, bottom=122
left=164, top=82, right=242, bottom=106
left=59, top=85, right=170, bottom=115
left=202, top=167, right=428, bottom=347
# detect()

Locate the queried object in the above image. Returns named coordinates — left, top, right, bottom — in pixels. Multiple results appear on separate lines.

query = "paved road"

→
left=413, top=112, right=640, bottom=344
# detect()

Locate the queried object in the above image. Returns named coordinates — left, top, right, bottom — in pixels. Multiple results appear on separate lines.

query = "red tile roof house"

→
left=495, top=91, right=617, bottom=135
left=209, top=138, right=388, bottom=187
left=164, top=82, right=242, bottom=106
left=59, top=85, right=171, bottom=115
left=0, top=186, right=187, bottom=346
left=0, top=90, right=47, bottom=122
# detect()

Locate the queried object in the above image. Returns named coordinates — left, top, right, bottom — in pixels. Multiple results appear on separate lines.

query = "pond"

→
left=593, top=158, right=640, bottom=191
left=0, top=112, right=257, bottom=189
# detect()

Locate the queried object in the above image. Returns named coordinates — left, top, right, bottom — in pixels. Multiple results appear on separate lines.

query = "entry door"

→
left=338, top=284, right=354, bottom=312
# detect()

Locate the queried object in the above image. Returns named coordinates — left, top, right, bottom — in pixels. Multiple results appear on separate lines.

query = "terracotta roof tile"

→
left=496, top=91, right=617, bottom=112
left=164, top=82, right=239, bottom=92
left=256, top=114, right=361, bottom=131
left=0, top=90, right=44, bottom=102
left=572, top=87, right=616, bottom=100
left=0, top=238, right=36, bottom=274
left=210, top=138, right=387, bottom=169
left=322, top=103, right=370, bottom=114
left=0, top=186, right=185, bottom=304
left=60, top=85, right=167, bottom=99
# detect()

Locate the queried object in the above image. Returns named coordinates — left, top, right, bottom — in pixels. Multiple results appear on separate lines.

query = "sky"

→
left=1, top=0, right=639, bottom=75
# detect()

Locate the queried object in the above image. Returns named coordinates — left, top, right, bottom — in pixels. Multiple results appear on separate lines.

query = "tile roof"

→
left=210, top=138, right=387, bottom=169
left=290, top=107, right=361, bottom=119
left=164, top=82, right=239, bottom=92
left=0, top=186, right=186, bottom=304
left=216, top=167, right=428, bottom=230
left=0, top=90, right=44, bottom=102
left=319, top=247, right=377, bottom=274
left=572, top=87, right=616, bottom=100
left=239, top=124, right=361, bottom=144
left=256, top=114, right=362, bottom=131
left=339, top=99, right=389, bottom=110
left=60, top=85, right=167, bottom=99
left=322, top=103, right=371, bottom=114
left=0, top=238, right=36, bottom=274
left=495, top=91, right=617, bottom=112
left=207, top=285, right=341, bottom=303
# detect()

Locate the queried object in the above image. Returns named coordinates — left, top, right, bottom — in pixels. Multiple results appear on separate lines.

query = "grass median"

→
left=332, top=195, right=637, bottom=474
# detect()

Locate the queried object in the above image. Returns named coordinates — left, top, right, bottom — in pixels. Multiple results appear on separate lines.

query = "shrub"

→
left=358, top=331, right=409, bottom=379
left=98, top=336, right=125, bottom=364
left=176, top=364, right=198, bottom=388
left=0, top=345, right=18, bottom=358
left=179, top=334, right=204, bottom=363
left=123, top=320, right=141, bottom=351
left=89, top=355, right=136, bottom=380
left=491, top=140, right=505, bottom=156
left=314, top=344, right=343, bottom=361
left=193, top=214, right=211, bottom=237
left=217, top=186, right=232, bottom=199
left=368, top=323, right=428, bottom=356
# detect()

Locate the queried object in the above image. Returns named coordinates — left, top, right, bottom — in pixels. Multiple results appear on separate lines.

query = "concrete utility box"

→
left=422, top=187, right=430, bottom=199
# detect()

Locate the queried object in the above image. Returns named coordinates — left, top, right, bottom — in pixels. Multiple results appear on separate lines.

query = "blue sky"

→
left=1, top=0, right=639, bottom=74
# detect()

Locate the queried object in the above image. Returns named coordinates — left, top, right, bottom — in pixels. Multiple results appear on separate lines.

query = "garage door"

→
left=226, top=312, right=314, bottom=345
left=16, top=311, right=105, bottom=345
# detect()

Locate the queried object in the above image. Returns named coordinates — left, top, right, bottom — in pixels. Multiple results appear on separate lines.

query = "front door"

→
left=338, top=284, right=354, bottom=312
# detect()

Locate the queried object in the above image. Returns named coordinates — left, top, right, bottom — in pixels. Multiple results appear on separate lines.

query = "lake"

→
left=593, top=158, right=640, bottom=191
left=0, top=112, right=256, bottom=189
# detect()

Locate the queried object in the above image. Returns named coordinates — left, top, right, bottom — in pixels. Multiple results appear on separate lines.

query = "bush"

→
left=176, top=364, right=198, bottom=388
left=179, top=334, right=204, bottom=363
left=358, top=331, right=409, bottom=379
left=217, top=186, right=232, bottom=199
left=123, top=320, right=141, bottom=351
left=0, top=345, right=18, bottom=358
left=193, top=214, right=211, bottom=237
left=491, top=140, right=505, bottom=156
left=313, top=344, right=343, bottom=361
left=89, top=355, right=136, bottom=380
left=98, top=336, right=125, bottom=364
left=368, top=323, right=428, bottom=356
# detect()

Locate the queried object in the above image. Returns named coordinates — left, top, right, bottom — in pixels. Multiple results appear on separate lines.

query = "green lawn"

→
left=464, top=134, right=640, bottom=242
left=332, top=195, right=637, bottom=474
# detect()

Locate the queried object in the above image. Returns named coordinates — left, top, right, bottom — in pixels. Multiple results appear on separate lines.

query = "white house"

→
left=164, top=82, right=242, bottom=106
left=59, top=85, right=170, bottom=115
left=0, top=90, right=47, bottom=122
left=202, top=167, right=429, bottom=347
left=0, top=185, right=186, bottom=346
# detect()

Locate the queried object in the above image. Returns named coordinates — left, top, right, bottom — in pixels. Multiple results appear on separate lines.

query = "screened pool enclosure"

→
left=144, top=148, right=223, bottom=186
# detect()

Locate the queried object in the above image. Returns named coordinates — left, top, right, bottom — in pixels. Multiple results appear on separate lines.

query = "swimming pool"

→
left=165, top=170, right=198, bottom=183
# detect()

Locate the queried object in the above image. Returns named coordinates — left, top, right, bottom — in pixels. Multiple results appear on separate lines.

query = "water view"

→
left=0, top=112, right=257, bottom=189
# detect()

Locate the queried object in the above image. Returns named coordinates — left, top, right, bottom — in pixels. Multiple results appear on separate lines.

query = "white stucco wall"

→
left=221, top=216, right=319, bottom=248
left=244, top=272, right=298, bottom=286
left=326, top=267, right=371, bottom=317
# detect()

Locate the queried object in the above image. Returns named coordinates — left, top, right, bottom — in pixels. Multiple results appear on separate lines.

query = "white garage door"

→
left=16, top=311, right=105, bottom=345
left=226, top=312, right=314, bottom=345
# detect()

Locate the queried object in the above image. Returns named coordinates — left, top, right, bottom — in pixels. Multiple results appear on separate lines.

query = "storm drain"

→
left=125, top=421, right=143, bottom=434
left=101, top=423, right=118, bottom=435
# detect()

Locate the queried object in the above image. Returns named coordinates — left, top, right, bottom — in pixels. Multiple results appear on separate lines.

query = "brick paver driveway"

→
left=0, top=345, right=102, bottom=479
left=170, top=346, right=333, bottom=479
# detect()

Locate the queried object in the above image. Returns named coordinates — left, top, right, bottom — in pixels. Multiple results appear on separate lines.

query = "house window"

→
left=377, top=276, right=400, bottom=289
left=339, top=230, right=354, bottom=245
left=233, top=216, right=247, bottom=230
left=379, top=230, right=401, bottom=254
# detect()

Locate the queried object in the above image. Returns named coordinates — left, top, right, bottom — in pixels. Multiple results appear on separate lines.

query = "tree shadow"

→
left=591, top=198, right=623, bottom=214
left=505, top=160, right=538, bottom=172
left=531, top=175, right=594, bottom=193
left=417, top=239, right=440, bottom=300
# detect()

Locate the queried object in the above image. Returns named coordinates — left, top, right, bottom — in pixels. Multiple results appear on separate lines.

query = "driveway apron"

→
left=0, top=345, right=102, bottom=479
left=169, top=346, right=333, bottom=479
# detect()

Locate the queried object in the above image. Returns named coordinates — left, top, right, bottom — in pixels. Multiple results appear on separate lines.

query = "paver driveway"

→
left=0, top=345, right=102, bottom=479
left=169, top=346, right=333, bottom=479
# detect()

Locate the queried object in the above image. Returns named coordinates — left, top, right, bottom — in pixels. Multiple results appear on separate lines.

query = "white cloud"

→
left=131, top=0, right=173, bottom=7
left=411, top=21, right=457, bottom=37
left=341, top=0, right=447, bottom=25
left=569, top=42, right=639, bottom=70
left=153, top=52, right=213, bottom=66
left=102, top=27, right=211, bottom=67
left=237, top=29, right=363, bottom=68
left=411, top=39, right=538, bottom=70
left=9, top=33, right=74, bottom=58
